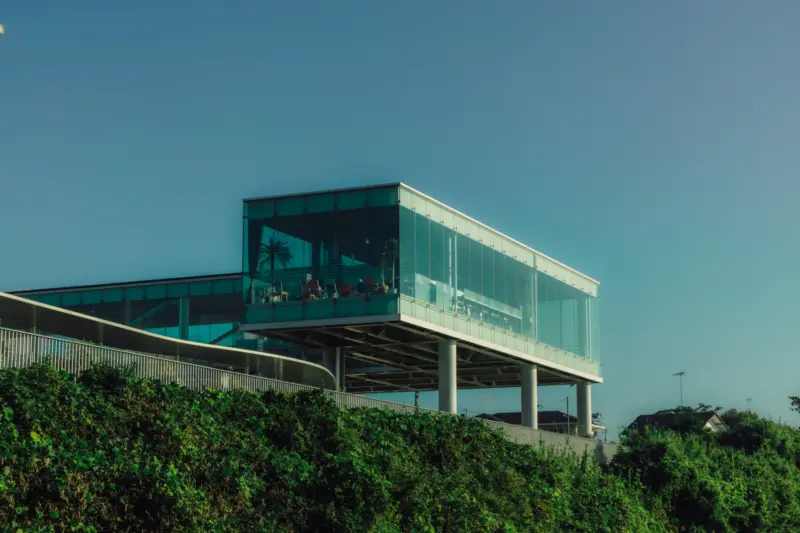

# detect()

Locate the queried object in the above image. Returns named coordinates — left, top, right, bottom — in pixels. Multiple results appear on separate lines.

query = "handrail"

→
left=0, top=291, right=335, bottom=389
left=0, top=326, right=616, bottom=462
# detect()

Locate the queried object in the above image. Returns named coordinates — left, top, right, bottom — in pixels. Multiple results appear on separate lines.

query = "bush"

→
left=611, top=412, right=800, bottom=532
left=0, top=362, right=666, bottom=532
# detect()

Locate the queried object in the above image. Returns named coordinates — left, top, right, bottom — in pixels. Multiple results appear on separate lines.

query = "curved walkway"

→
left=0, top=291, right=335, bottom=389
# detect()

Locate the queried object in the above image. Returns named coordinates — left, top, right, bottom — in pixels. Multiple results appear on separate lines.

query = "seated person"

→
left=356, top=278, right=366, bottom=295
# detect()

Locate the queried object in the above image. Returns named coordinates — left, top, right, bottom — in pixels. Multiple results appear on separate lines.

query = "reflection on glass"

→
left=243, top=188, right=400, bottom=321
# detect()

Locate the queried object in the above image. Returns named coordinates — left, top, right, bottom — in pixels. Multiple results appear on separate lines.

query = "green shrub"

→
left=0, top=362, right=666, bottom=532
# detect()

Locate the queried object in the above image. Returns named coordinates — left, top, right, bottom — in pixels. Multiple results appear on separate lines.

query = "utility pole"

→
left=673, top=371, right=685, bottom=407
left=565, top=396, right=570, bottom=435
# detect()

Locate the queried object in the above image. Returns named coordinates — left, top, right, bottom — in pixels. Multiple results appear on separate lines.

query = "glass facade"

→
left=243, top=186, right=400, bottom=324
left=20, top=276, right=244, bottom=348
left=243, top=184, right=601, bottom=372
left=397, top=184, right=600, bottom=370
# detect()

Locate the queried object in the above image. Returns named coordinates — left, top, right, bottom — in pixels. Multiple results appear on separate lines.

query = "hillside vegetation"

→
left=0, top=362, right=798, bottom=532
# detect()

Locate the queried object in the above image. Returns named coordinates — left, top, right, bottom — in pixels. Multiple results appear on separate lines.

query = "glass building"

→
left=13, top=183, right=602, bottom=436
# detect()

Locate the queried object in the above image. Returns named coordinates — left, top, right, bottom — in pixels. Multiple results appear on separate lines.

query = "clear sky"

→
left=2, top=1, right=799, bottom=438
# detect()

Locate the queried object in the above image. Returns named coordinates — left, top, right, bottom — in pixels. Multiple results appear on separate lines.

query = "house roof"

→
left=627, top=411, right=729, bottom=433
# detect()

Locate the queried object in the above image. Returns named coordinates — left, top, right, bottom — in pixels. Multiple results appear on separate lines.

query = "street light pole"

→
left=673, top=371, right=685, bottom=407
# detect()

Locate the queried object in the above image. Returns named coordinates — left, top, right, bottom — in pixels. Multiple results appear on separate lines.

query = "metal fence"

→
left=0, top=327, right=616, bottom=461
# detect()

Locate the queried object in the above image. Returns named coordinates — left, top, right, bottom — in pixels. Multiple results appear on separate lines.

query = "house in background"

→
left=627, top=410, right=729, bottom=435
left=477, top=411, right=606, bottom=436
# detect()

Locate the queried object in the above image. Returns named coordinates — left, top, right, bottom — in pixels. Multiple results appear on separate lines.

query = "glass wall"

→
left=18, top=277, right=244, bottom=347
left=397, top=185, right=600, bottom=367
left=243, top=186, right=400, bottom=323
left=399, top=206, right=536, bottom=339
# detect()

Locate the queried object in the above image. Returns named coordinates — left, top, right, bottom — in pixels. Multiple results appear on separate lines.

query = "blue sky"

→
left=2, top=1, right=799, bottom=437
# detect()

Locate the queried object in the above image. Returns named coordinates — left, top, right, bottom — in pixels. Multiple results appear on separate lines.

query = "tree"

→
left=790, top=396, right=800, bottom=414
left=258, top=237, right=293, bottom=291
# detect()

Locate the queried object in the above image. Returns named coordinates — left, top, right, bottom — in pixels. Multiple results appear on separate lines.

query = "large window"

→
left=243, top=187, right=400, bottom=323
left=399, top=206, right=536, bottom=339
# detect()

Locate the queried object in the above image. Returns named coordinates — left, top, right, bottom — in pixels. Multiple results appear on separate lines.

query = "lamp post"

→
left=673, top=371, right=685, bottom=407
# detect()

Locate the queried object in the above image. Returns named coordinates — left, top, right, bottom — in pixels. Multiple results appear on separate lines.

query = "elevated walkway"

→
left=0, top=291, right=334, bottom=388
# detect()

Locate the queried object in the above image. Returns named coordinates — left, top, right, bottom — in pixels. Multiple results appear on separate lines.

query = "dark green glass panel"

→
left=82, top=290, right=102, bottom=305
left=61, top=292, right=81, bottom=306
left=367, top=187, right=398, bottom=208
left=275, top=196, right=304, bottom=216
left=212, top=279, right=234, bottom=295
left=145, top=285, right=167, bottom=300
left=336, top=190, right=367, bottom=210
left=306, top=193, right=335, bottom=213
left=124, top=287, right=145, bottom=301
left=167, top=283, right=188, bottom=298
left=189, top=281, right=211, bottom=296
left=103, top=288, right=123, bottom=303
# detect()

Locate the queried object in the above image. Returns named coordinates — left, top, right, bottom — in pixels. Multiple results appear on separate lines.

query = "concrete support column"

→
left=521, top=364, right=538, bottom=429
left=178, top=297, right=190, bottom=340
left=322, top=347, right=346, bottom=391
left=577, top=381, right=593, bottom=438
left=438, top=339, right=457, bottom=414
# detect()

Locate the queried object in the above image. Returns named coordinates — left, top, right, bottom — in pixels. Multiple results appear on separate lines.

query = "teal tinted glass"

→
left=275, top=196, right=304, bottom=216
left=61, top=292, right=81, bottom=306
left=38, top=294, right=61, bottom=306
left=124, top=287, right=145, bottom=301
left=82, top=290, right=103, bottom=305
left=145, top=284, right=167, bottom=300
left=367, top=187, right=398, bottom=208
left=167, top=283, right=189, bottom=298
left=190, top=281, right=211, bottom=296
left=306, top=193, right=335, bottom=213
left=103, top=288, right=123, bottom=303
left=211, top=279, right=234, bottom=294
left=336, top=190, right=367, bottom=210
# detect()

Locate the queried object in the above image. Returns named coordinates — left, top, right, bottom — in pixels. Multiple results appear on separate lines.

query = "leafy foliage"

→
left=611, top=408, right=800, bottom=532
left=0, top=362, right=667, bottom=532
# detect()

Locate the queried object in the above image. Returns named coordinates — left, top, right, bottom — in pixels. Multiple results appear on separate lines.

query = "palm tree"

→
left=258, top=237, right=293, bottom=292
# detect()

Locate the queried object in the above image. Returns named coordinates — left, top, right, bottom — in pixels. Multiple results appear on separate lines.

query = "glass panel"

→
left=103, top=288, right=123, bottom=303
left=367, top=187, right=398, bottom=208
left=247, top=200, right=274, bottom=219
left=211, top=279, right=234, bottom=295
left=145, top=285, right=167, bottom=300
left=124, top=287, right=145, bottom=301
left=167, top=283, right=189, bottom=298
left=590, top=295, right=601, bottom=363
left=306, top=193, right=335, bottom=213
left=82, top=290, right=102, bottom=305
left=243, top=190, right=399, bottom=323
left=275, top=196, right=304, bottom=217
left=337, top=190, right=367, bottom=211
left=61, top=292, right=81, bottom=306
left=399, top=207, right=416, bottom=297
left=190, top=281, right=212, bottom=296
left=38, top=293, right=61, bottom=306
left=413, top=213, right=430, bottom=304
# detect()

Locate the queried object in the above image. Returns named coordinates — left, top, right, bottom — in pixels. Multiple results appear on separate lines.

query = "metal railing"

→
left=0, top=327, right=616, bottom=461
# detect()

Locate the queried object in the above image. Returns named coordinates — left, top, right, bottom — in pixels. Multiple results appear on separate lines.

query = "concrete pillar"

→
left=438, top=339, right=457, bottom=413
left=521, top=364, right=538, bottom=429
left=178, top=297, right=190, bottom=340
left=577, top=381, right=593, bottom=438
left=322, top=347, right=346, bottom=391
